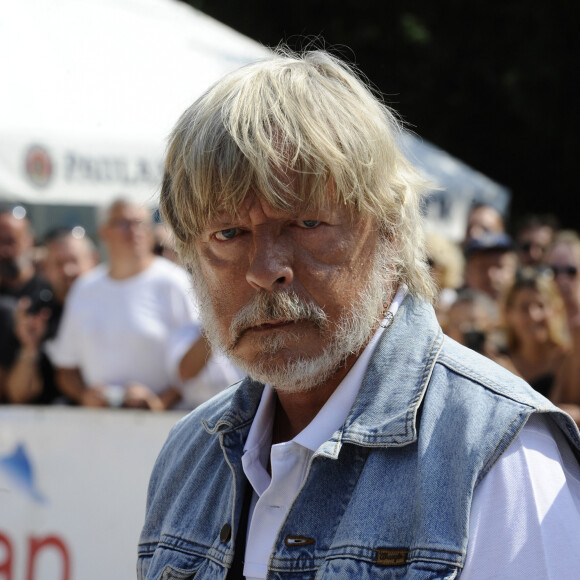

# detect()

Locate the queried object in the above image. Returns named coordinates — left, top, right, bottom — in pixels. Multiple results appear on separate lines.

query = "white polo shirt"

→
left=241, top=291, right=580, bottom=579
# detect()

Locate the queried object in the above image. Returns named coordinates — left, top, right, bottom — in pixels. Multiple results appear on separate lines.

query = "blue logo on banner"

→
left=0, top=443, right=46, bottom=504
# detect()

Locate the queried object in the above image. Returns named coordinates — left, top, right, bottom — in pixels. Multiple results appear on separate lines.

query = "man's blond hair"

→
left=161, top=48, right=435, bottom=301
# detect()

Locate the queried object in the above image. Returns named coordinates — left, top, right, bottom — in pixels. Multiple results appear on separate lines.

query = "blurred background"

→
left=1, top=0, right=577, bottom=241
left=189, top=0, right=577, bottom=231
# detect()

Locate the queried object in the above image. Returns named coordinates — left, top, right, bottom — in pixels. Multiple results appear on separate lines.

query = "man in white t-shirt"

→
left=167, top=323, right=245, bottom=410
left=138, top=50, right=580, bottom=578
left=50, top=199, right=198, bottom=410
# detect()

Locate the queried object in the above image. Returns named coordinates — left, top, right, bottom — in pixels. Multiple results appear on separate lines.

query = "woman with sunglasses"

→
left=547, top=231, right=580, bottom=316
left=545, top=231, right=580, bottom=424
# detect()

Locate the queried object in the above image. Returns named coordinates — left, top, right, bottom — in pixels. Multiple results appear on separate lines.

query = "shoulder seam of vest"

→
left=435, top=352, right=538, bottom=408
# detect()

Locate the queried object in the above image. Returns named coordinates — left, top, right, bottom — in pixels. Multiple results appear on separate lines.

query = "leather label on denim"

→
left=284, top=535, right=315, bottom=546
left=374, top=548, right=408, bottom=566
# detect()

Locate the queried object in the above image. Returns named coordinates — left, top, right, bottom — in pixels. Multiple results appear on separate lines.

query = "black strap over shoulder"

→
left=226, top=479, right=253, bottom=580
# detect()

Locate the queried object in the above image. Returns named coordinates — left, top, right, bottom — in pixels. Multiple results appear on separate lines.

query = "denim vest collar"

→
left=202, top=294, right=442, bottom=453
left=139, top=293, right=580, bottom=579
left=341, top=295, right=443, bottom=447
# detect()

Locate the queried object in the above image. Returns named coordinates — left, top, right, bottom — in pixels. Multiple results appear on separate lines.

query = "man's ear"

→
left=380, top=223, right=400, bottom=251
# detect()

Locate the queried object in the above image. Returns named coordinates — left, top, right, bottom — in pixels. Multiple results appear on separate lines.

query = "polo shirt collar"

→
left=243, top=287, right=408, bottom=454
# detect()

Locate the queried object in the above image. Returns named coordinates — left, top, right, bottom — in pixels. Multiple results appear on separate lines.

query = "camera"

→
left=462, top=329, right=487, bottom=354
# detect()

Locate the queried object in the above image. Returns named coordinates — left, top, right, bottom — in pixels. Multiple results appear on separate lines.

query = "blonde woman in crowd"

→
left=425, top=231, right=464, bottom=327
left=502, top=270, right=569, bottom=399
left=501, top=269, right=580, bottom=426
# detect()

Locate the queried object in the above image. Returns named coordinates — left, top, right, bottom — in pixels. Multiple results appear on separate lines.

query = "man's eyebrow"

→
left=204, top=211, right=238, bottom=227
left=203, top=204, right=333, bottom=229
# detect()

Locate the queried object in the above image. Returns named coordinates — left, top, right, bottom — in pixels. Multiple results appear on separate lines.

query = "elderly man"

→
left=138, top=51, right=580, bottom=579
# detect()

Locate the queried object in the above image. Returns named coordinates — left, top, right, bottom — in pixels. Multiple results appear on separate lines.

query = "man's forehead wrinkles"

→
left=206, top=211, right=238, bottom=227
left=211, top=196, right=334, bottom=223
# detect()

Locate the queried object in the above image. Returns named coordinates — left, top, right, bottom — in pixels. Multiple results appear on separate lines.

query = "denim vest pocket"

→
left=316, top=558, right=460, bottom=579
left=159, top=563, right=199, bottom=580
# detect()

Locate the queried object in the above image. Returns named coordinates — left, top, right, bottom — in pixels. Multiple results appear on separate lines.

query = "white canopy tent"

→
left=0, top=0, right=508, bottom=241
left=0, top=0, right=270, bottom=234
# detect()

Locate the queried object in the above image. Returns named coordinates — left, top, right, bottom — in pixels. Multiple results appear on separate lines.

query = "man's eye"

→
left=298, top=220, right=320, bottom=229
left=214, top=228, right=239, bottom=241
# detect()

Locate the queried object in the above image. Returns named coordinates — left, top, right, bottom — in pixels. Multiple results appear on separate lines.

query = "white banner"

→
left=0, top=407, right=185, bottom=580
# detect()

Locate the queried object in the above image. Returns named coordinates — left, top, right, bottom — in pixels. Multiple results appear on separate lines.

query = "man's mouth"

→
left=230, top=319, right=297, bottom=349
left=247, top=319, right=295, bottom=332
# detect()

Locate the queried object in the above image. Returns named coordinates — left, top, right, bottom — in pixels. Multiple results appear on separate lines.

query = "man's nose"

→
left=246, top=234, right=294, bottom=291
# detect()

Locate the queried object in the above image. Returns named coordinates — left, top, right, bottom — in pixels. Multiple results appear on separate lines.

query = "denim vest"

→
left=138, top=295, right=580, bottom=579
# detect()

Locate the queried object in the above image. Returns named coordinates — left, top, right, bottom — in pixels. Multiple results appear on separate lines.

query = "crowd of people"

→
left=0, top=199, right=242, bottom=410
left=1, top=198, right=580, bottom=419
left=429, top=204, right=580, bottom=425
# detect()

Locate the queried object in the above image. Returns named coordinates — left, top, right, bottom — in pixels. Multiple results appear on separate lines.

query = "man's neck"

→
left=267, top=286, right=406, bottom=445
left=272, top=350, right=361, bottom=444
left=108, top=254, right=154, bottom=280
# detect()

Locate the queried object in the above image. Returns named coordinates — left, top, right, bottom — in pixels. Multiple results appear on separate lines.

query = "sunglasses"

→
left=549, top=265, right=578, bottom=278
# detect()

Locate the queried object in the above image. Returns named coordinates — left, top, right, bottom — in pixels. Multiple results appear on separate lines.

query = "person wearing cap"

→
left=463, top=231, right=518, bottom=302
left=138, top=49, right=580, bottom=579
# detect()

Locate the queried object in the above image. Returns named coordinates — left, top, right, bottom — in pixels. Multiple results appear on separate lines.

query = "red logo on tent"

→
left=24, top=145, right=53, bottom=187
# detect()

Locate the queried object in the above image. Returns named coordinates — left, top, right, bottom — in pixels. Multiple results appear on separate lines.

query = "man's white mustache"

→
left=229, top=291, right=327, bottom=345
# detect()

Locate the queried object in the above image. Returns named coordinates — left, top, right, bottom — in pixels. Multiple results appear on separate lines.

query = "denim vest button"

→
left=220, top=523, right=232, bottom=542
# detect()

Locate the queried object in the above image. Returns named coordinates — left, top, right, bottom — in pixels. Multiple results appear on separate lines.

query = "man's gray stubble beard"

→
left=187, top=244, right=394, bottom=394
